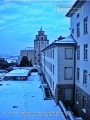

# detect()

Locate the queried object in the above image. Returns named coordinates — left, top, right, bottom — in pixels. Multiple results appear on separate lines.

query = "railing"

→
left=59, top=101, right=83, bottom=120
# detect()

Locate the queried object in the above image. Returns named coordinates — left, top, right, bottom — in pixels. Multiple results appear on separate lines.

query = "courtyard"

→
left=0, top=72, right=65, bottom=120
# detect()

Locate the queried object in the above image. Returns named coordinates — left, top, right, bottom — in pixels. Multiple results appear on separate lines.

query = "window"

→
left=41, top=42, right=44, bottom=44
left=41, top=37, right=43, bottom=40
left=83, top=70, right=87, bottom=86
left=77, top=23, right=80, bottom=37
left=77, top=46, right=80, bottom=59
left=77, top=68, right=80, bottom=80
left=84, top=44, right=88, bottom=60
left=51, top=50, right=52, bottom=58
left=53, top=49, right=54, bottom=58
left=76, top=90, right=79, bottom=104
left=72, top=28, right=74, bottom=33
left=82, top=95, right=86, bottom=113
left=65, top=48, right=73, bottom=59
left=65, top=88, right=72, bottom=100
left=53, top=81, right=54, bottom=91
left=53, top=65, right=54, bottom=74
left=77, top=13, right=80, bottom=18
left=64, top=67, right=73, bottom=80
left=84, top=17, right=88, bottom=34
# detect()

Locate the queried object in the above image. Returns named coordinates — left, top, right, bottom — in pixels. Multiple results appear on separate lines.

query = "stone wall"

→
left=74, top=85, right=90, bottom=120
left=55, top=84, right=75, bottom=107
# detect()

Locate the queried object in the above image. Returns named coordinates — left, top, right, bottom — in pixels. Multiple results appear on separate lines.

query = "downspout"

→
left=44, top=51, right=45, bottom=82
left=73, top=42, right=77, bottom=106
left=71, top=33, right=77, bottom=106
left=44, top=51, right=45, bottom=74
left=39, top=39, right=40, bottom=65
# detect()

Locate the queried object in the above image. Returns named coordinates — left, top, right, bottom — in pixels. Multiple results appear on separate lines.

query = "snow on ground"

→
left=0, top=72, right=66, bottom=120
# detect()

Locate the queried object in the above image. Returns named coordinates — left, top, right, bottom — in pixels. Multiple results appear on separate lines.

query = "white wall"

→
left=58, top=46, right=75, bottom=84
left=41, top=44, right=75, bottom=96
left=71, top=1, right=90, bottom=95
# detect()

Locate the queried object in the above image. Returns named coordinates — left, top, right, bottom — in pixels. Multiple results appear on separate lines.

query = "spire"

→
left=40, top=26, right=42, bottom=31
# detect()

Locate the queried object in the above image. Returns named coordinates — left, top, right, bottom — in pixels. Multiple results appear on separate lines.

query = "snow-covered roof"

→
left=54, top=35, right=76, bottom=44
left=41, top=35, right=76, bottom=52
left=5, top=69, right=29, bottom=77
left=66, top=0, right=85, bottom=17
left=23, top=47, right=34, bottom=50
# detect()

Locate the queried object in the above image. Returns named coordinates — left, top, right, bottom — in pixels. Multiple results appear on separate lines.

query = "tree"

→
left=29, top=59, right=33, bottom=67
left=19, top=56, right=29, bottom=67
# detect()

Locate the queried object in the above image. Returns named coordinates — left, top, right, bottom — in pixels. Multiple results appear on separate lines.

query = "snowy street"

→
left=0, top=73, right=66, bottom=120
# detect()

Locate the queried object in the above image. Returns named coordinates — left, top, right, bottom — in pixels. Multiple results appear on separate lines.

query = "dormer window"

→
left=41, top=37, right=43, bottom=40
left=72, top=28, right=74, bottom=33
left=77, top=13, right=80, bottom=18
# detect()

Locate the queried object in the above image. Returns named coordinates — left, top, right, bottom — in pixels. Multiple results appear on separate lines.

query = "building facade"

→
left=41, top=36, right=76, bottom=107
left=66, top=0, right=90, bottom=119
left=18, top=47, right=34, bottom=66
left=34, top=27, right=49, bottom=65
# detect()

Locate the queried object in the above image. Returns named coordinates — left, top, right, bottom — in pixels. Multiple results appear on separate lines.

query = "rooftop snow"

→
left=0, top=73, right=66, bottom=120
left=5, top=69, right=29, bottom=77
left=54, top=36, right=76, bottom=44
left=23, top=47, right=34, bottom=50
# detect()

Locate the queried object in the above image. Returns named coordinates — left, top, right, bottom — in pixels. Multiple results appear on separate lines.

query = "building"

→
left=41, top=35, right=76, bottom=107
left=66, top=0, right=90, bottom=119
left=5, top=69, right=30, bottom=80
left=18, top=47, right=34, bottom=66
left=34, top=27, right=49, bottom=65
left=18, top=28, right=49, bottom=66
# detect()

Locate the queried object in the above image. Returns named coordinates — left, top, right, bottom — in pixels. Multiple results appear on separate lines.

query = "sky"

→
left=0, top=0, right=76, bottom=55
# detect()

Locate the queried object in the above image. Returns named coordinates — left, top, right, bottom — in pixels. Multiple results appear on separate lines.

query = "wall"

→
left=71, top=1, right=90, bottom=96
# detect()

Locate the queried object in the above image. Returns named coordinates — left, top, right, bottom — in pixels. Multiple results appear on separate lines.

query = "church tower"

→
left=34, top=27, right=49, bottom=65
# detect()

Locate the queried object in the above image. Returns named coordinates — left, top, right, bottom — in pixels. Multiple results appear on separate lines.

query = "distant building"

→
left=18, top=47, right=34, bottom=65
left=18, top=28, right=49, bottom=66
left=41, top=35, right=76, bottom=106
left=66, top=0, right=90, bottom=120
left=34, top=27, right=49, bottom=65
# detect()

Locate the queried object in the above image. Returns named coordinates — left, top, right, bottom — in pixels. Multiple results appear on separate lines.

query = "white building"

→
left=41, top=35, right=76, bottom=106
left=5, top=69, right=30, bottom=80
left=66, top=0, right=90, bottom=119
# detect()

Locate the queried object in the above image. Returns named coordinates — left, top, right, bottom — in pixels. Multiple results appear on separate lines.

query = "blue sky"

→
left=0, top=0, right=76, bottom=55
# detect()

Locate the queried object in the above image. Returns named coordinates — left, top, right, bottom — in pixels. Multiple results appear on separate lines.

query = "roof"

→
left=23, top=47, right=34, bottom=50
left=54, top=35, right=76, bottom=43
left=5, top=69, right=29, bottom=77
left=66, top=0, right=86, bottom=17
left=41, top=35, right=76, bottom=52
